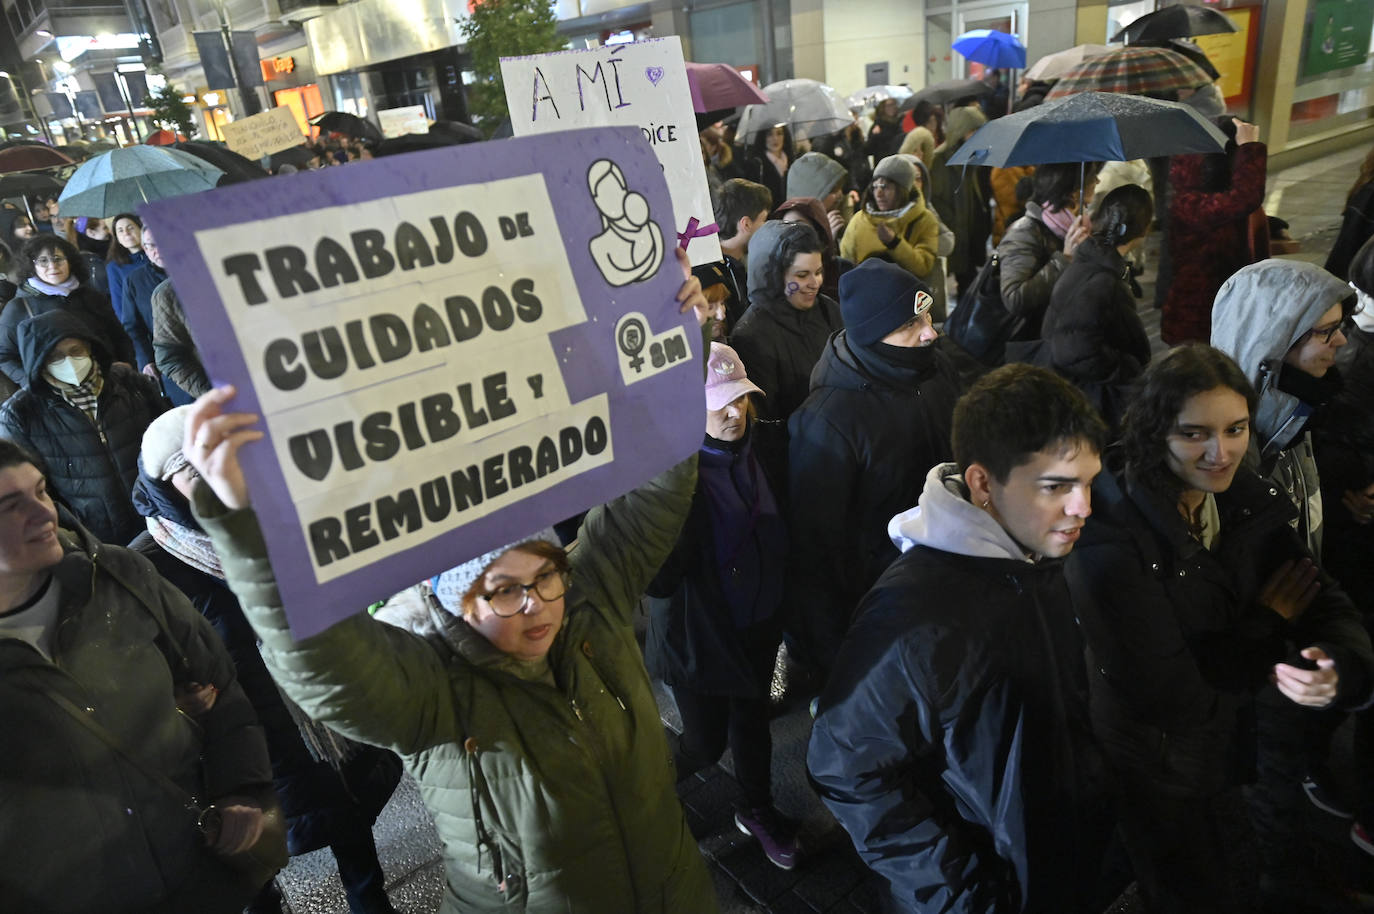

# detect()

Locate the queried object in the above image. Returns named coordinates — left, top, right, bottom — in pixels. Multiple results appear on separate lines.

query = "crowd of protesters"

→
left=4, top=66, right=1374, bottom=914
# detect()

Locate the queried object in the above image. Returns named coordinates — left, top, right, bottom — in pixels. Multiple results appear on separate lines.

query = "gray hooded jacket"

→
left=889, top=462, right=1032, bottom=562
left=1211, top=259, right=1353, bottom=556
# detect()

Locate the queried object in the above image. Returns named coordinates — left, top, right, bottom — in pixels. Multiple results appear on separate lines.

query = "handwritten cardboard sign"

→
left=141, top=127, right=703, bottom=637
left=378, top=104, right=430, bottom=138
left=500, top=36, right=722, bottom=267
left=221, top=105, right=306, bottom=160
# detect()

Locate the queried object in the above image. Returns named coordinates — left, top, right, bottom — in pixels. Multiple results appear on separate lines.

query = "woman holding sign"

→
left=183, top=263, right=721, bottom=913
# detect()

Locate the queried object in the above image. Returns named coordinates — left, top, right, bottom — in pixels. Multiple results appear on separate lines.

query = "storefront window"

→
left=1289, top=0, right=1374, bottom=140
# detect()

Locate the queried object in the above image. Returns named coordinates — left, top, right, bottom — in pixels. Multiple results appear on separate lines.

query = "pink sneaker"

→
left=734, top=807, right=799, bottom=870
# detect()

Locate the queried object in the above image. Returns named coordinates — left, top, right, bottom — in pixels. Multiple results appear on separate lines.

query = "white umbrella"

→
left=738, top=79, right=853, bottom=142
left=845, top=85, right=914, bottom=111
left=1025, top=44, right=1113, bottom=82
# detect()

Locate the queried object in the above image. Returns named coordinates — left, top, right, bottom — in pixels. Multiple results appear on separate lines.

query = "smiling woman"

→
left=1065, top=343, right=1374, bottom=913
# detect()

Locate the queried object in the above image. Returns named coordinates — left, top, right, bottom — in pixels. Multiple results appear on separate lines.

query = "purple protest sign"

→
left=141, top=127, right=702, bottom=637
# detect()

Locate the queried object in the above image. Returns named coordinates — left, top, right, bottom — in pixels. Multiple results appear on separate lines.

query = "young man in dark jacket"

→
left=809, top=364, right=1111, bottom=913
left=0, top=438, right=275, bottom=913
left=787, top=258, right=961, bottom=676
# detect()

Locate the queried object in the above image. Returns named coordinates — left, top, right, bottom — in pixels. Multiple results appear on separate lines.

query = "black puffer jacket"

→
left=786, top=332, right=960, bottom=669
left=1040, top=235, right=1151, bottom=429
left=0, top=310, right=163, bottom=544
left=1066, top=460, right=1374, bottom=795
left=997, top=203, right=1068, bottom=339
left=810, top=464, right=1107, bottom=913
left=730, top=221, right=844, bottom=424
left=0, top=283, right=133, bottom=386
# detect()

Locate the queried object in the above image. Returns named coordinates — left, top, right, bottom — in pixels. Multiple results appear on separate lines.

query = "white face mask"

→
left=46, top=355, right=93, bottom=386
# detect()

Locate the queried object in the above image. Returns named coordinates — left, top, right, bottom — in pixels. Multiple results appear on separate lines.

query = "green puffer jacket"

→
left=198, top=457, right=719, bottom=914
left=0, top=524, right=272, bottom=914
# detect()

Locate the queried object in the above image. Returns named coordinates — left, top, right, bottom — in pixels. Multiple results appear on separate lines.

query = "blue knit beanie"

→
left=839, top=259, right=934, bottom=347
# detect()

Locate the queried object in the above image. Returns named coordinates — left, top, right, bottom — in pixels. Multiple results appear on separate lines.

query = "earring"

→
left=982, top=499, right=990, bottom=509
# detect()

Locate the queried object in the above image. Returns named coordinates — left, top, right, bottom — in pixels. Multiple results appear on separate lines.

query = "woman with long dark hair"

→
left=1039, top=183, right=1153, bottom=430
left=1066, top=344, right=1374, bottom=913
left=104, top=212, right=146, bottom=323
left=747, top=125, right=793, bottom=215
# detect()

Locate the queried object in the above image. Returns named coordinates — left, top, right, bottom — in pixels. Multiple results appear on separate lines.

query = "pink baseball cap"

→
left=705, top=341, right=764, bottom=411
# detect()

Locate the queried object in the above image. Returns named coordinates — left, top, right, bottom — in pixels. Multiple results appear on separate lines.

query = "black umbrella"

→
left=265, top=145, right=315, bottom=171
left=372, top=133, right=464, bottom=158
left=172, top=141, right=269, bottom=184
left=310, top=111, right=383, bottom=144
left=898, top=78, right=993, bottom=112
left=0, top=172, right=62, bottom=199
left=429, top=120, right=483, bottom=144
left=1112, top=4, right=1238, bottom=44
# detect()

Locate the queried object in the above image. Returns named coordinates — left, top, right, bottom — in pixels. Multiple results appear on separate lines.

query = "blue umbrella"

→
left=953, top=29, right=1027, bottom=70
left=947, top=92, right=1226, bottom=214
left=57, top=145, right=224, bottom=217
left=947, top=91, right=1225, bottom=168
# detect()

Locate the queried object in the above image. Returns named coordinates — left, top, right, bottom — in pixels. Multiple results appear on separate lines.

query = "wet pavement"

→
left=271, top=141, right=1372, bottom=914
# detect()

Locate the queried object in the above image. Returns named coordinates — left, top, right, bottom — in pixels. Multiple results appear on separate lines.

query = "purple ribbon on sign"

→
left=677, top=217, right=719, bottom=251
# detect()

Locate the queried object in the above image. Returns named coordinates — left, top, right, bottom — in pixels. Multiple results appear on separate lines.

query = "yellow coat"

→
left=840, top=195, right=941, bottom=280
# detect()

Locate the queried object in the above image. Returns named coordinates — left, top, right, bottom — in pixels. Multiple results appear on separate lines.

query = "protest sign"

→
left=500, top=36, right=722, bottom=267
left=378, top=105, right=430, bottom=137
left=142, top=127, right=703, bottom=637
left=220, top=105, right=306, bottom=160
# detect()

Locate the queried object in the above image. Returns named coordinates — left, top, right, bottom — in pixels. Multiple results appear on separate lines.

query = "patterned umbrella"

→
left=1025, top=44, right=1113, bottom=81
left=737, top=79, right=853, bottom=141
left=1046, top=46, right=1212, bottom=100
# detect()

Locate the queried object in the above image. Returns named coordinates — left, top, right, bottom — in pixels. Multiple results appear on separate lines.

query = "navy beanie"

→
left=840, top=259, right=934, bottom=347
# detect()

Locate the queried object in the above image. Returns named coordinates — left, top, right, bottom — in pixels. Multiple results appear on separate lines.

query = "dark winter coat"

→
left=810, top=464, right=1108, bottom=913
left=1039, top=235, right=1151, bottom=428
left=730, top=221, right=844, bottom=425
left=1066, top=462, right=1374, bottom=796
left=645, top=430, right=787, bottom=697
left=152, top=279, right=211, bottom=399
left=106, top=250, right=147, bottom=322
left=123, top=262, right=194, bottom=406
left=786, top=332, right=960, bottom=670
left=1161, top=142, right=1267, bottom=344
left=997, top=202, right=1070, bottom=339
left=929, top=141, right=990, bottom=281
left=0, top=310, right=164, bottom=544
left=0, top=282, right=134, bottom=386
left=0, top=522, right=271, bottom=914
left=1325, top=181, right=1374, bottom=281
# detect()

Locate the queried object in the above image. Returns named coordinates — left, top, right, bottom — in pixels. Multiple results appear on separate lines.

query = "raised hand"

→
left=184, top=385, right=265, bottom=511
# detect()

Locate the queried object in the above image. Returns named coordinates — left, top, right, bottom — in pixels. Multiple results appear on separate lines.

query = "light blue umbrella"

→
left=953, top=29, right=1027, bottom=70
left=57, top=145, right=224, bottom=217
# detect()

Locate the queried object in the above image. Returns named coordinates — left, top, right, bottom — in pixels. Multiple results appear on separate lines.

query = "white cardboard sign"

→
left=220, top=105, right=306, bottom=160
left=500, top=36, right=722, bottom=266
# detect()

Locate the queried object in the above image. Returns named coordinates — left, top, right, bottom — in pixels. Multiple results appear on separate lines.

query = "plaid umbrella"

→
left=1047, top=46, right=1211, bottom=100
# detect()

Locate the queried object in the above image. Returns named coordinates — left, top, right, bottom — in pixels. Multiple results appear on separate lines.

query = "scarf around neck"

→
left=27, top=275, right=80, bottom=297
left=1039, top=205, right=1075, bottom=240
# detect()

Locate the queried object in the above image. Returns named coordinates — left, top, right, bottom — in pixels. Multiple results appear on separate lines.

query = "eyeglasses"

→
left=34, top=255, right=67, bottom=267
left=1304, top=317, right=1350, bottom=345
left=480, top=568, right=568, bottom=617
